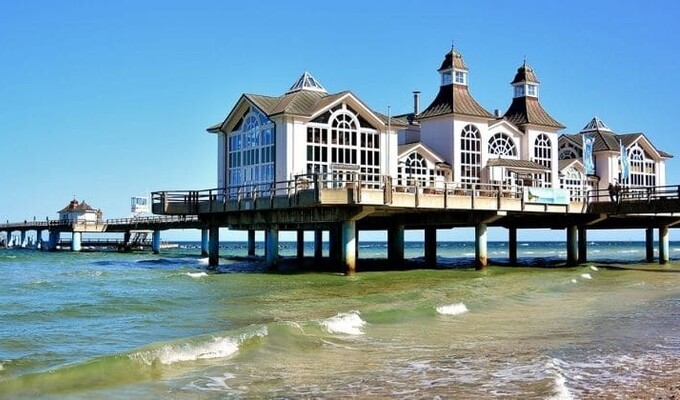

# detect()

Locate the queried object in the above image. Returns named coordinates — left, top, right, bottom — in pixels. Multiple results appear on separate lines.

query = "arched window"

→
left=398, top=152, right=434, bottom=187
left=227, top=107, right=275, bottom=197
left=460, top=124, right=481, bottom=188
left=559, top=142, right=581, bottom=160
left=533, top=134, right=552, bottom=187
left=623, top=143, right=656, bottom=187
left=306, top=105, right=381, bottom=188
left=560, top=166, right=584, bottom=201
left=488, top=133, right=517, bottom=157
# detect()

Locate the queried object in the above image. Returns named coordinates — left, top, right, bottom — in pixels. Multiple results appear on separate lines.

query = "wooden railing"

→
left=587, top=184, right=680, bottom=204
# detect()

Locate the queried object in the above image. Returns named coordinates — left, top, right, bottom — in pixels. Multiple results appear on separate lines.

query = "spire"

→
left=419, top=49, right=492, bottom=119
left=582, top=116, right=612, bottom=132
left=286, top=72, right=327, bottom=94
left=503, top=60, right=564, bottom=130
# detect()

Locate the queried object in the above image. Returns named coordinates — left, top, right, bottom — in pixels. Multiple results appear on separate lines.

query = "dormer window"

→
left=527, top=84, right=538, bottom=97
left=441, top=71, right=453, bottom=85
left=514, top=85, right=525, bottom=98
left=454, top=71, right=467, bottom=85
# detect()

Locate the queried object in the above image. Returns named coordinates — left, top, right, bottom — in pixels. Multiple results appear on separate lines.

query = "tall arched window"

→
left=488, top=133, right=517, bottom=157
left=460, top=124, right=481, bottom=188
left=623, top=143, right=656, bottom=187
left=227, top=107, right=275, bottom=197
left=306, top=104, right=381, bottom=188
left=398, top=152, right=435, bottom=187
left=560, top=166, right=584, bottom=201
left=533, top=134, right=552, bottom=187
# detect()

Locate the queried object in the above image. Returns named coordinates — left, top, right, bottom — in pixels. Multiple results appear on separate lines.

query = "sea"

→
left=1, top=241, right=680, bottom=399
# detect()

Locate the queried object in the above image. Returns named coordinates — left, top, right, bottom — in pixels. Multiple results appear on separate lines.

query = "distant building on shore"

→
left=207, top=48, right=672, bottom=200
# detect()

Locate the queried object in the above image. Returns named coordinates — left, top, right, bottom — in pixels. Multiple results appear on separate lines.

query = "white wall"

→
left=217, top=133, right=226, bottom=189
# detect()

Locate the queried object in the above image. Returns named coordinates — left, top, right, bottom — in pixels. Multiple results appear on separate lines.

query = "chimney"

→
left=413, top=91, right=421, bottom=115
left=494, top=109, right=501, bottom=118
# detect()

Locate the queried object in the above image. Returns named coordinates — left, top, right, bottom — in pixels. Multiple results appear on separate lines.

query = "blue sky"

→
left=1, top=0, right=679, bottom=242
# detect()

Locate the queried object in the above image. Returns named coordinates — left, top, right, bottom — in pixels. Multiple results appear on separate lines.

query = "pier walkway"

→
left=149, top=173, right=680, bottom=272
left=0, top=215, right=204, bottom=253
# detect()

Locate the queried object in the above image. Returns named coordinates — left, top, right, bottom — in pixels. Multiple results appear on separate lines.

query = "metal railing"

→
left=588, top=184, right=680, bottom=204
left=150, top=172, right=546, bottom=212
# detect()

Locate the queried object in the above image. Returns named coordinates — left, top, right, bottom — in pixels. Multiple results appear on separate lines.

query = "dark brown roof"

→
left=510, top=62, right=540, bottom=84
left=58, top=199, right=97, bottom=213
left=418, top=84, right=493, bottom=120
left=438, top=49, right=468, bottom=71
left=209, top=89, right=398, bottom=132
left=503, top=96, right=564, bottom=129
left=559, top=125, right=674, bottom=159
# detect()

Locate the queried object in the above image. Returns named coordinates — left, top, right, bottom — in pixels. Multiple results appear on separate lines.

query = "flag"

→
left=620, top=140, right=630, bottom=181
left=582, top=134, right=595, bottom=175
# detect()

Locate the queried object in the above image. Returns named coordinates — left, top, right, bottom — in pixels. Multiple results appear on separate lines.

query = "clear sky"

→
left=1, top=0, right=679, bottom=242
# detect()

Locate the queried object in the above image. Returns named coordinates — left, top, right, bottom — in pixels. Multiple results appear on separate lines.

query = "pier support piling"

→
left=508, top=227, right=517, bottom=265
left=247, top=229, right=256, bottom=256
left=48, top=230, right=59, bottom=251
left=424, top=227, right=437, bottom=268
left=201, top=229, right=209, bottom=257
left=566, top=225, right=578, bottom=267
left=152, top=230, right=161, bottom=254
left=388, top=224, right=405, bottom=267
left=208, top=226, right=219, bottom=268
left=659, top=226, right=669, bottom=265
left=646, top=227, right=654, bottom=263
left=340, top=220, right=357, bottom=275
left=475, top=223, right=487, bottom=270
left=578, top=227, right=588, bottom=264
left=297, top=229, right=304, bottom=259
left=329, top=225, right=340, bottom=264
left=71, top=232, right=82, bottom=252
left=265, top=226, right=279, bottom=267
left=314, top=229, right=323, bottom=259
left=20, top=231, right=26, bottom=248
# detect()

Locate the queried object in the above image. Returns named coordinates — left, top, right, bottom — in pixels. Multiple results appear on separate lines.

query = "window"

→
left=454, top=71, right=466, bottom=85
left=622, top=143, right=656, bottom=187
left=460, top=124, right=481, bottom=188
left=306, top=105, right=381, bottom=189
left=488, top=133, right=517, bottom=157
left=560, top=166, right=584, bottom=201
left=441, top=71, right=452, bottom=85
left=227, top=107, right=275, bottom=197
left=398, top=152, right=435, bottom=187
left=532, top=134, right=552, bottom=187
left=559, top=142, right=581, bottom=160
left=527, top=84, right=538, bottom=97
left=514, top=85, right=525, bottom=98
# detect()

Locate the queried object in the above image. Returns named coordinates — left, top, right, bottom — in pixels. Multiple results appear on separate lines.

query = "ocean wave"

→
left=589, top=265, right=598, bottom=271
left=131, top=326, right=268, bottom=366
left=320, top=311, right=366, bottom=335
left=580, top=273, right=592, bottom=280
left=436, top=302, right=469, bottom=316
left=187, top=272, right=209, bottom=278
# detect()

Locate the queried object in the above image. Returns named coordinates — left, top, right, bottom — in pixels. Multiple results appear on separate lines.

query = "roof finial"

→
left=523, top=55, right=527, bottom=67
left=451, top=40, right=455, bottom=51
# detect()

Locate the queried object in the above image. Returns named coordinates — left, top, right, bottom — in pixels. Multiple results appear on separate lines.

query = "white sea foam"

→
left=187, top=372, right=236, bottom=392
left=198, top=257, right=210, bottom=265
left=187, top=272, right=208, bottom=278
left=132, top=327, right=267, bottom=365
left=436, top=303, right=469, bottom=316
left=580, top=273, right=592, bottom=280
left=547, top=374, right=574, bottom=400
left=589, top=265, right=598, bottom=271
left=321, top=311, right=366, bottom=335
left=571, top=279, right=577, bottom=284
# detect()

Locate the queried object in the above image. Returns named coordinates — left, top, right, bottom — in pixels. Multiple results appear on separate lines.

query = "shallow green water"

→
left=1, top=242, right=679, bottom=398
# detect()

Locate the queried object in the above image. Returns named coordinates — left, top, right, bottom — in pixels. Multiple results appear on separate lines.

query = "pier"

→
left=148, top=174, right=680, bottom=273
left=3, top=178, right=680, bottom=273
left=0, top=215, right=205, bottom=254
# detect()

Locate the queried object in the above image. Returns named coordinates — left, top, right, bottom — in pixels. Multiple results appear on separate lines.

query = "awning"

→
left=486, top=158, right=550, bottom=174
